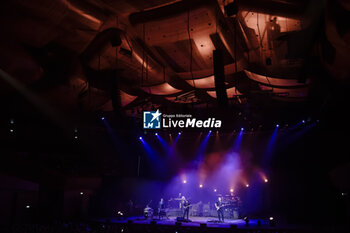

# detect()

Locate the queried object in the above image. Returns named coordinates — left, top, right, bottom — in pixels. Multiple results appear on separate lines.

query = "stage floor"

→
left=108, top=216, right=265, bottom=228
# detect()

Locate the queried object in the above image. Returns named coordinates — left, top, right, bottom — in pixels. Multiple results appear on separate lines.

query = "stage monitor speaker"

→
left=175, top=221, right=182, bottom=227
left=176, top=217, right=184, bottom=222
left=213, top=50, right=228, bottom=107
left=176, top=217, right=192, bottom=222
left=150, top=220, right=157, bottom=225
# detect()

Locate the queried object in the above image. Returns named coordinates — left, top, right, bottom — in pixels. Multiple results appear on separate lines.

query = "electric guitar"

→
left=215, top=203, right=230, bottom=211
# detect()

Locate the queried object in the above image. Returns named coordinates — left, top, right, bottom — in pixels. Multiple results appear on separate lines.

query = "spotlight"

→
left=80, top=192, right=84, bottom=195
left=302, top=120, right=305, bottom=123
left=183, top=180, right=187, bottom=184
left=155, top=133, right=158, bottom=136
left=246, top=184, right=249, bottom=188
left=10, top=129, right=14, bottom=133
left=209, top=130, right=212, bottom=133
left=264, top=179, right=268, bottom=183
left=178, top=132, right=181, bottom=135
left=10, top=119, right=14, bottom=124
left=199, top=184, right=203, bottom=188
left=101, top=117, right=105, bottom=120
left=26, top=205, right=30, bottom=209
left=74, top=136, right=78, bottom=139
left=269, top=217, right=275, bottom=227
left=241, top=128, right=244, bottom=131
left=230, top=188, right=234, bottom=193
left=139, top=136, right=143, bottom=140
left=214, top=189, right=217, bottom=192
left=276, top=124, right=279, bottom=127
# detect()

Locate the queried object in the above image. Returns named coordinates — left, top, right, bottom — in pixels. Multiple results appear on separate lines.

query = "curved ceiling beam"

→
left=235, top=0, right=308, bottom=19
left=258, top=84, right=308, bottom=98
left=129, top=0, right=210, bottom=25
left=207, top=87, right=242, bottom=99
left=141, top=82, right=182, bottom=95
left=244, top=70, right=309, bottom=88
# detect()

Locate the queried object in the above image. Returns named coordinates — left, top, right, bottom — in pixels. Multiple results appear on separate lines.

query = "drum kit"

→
left=143, top=206, right=154, bottom=219
left=143, top=200, right=154, bottom=219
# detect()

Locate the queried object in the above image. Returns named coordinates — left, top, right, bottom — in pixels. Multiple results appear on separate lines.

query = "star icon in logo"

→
left=150, top=109, right=161, bottom=122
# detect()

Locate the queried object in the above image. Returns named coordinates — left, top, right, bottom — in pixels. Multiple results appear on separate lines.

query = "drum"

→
left=144, top=207, right=153, bottom=219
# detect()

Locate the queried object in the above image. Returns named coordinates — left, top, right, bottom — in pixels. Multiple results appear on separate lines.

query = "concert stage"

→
left=95, top=216, right=342, bottom=233
left=106, top=216, right=267, bottom=229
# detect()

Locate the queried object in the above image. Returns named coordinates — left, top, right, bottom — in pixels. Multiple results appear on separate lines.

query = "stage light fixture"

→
left=230, top=188, right=234, bottom=193
left=264, top=179, right=268, bottom=183
left=199, top=184, right=203, bottom=188
left=269, top=217, right=275, bottom=227
left=246, top=184, right=249, bottom=187
left=10, top=129, right=14, bottom=133
left=276, top=124, right=279, bottom=127
left=26, top=205, right=30, bottom=209
left=139, top=136, right=143, bottom=140
left=178, top=132, right=181, bottom=135
left=155, top=133, right=158, bottom=136
left=80, top=192, right=84, bottom=195
left=302, top=120, right=305, bottom=123
left=241, top=128, right=244, bottom=131
left=74, top=136, right=78, bottom=139
left=214, top=189, right=217, bottom=192
left=10, top=119, right=14, bottom=124
left=183, top=180, right=187, bottom=184
left=101, top=117, right=105, bottom=120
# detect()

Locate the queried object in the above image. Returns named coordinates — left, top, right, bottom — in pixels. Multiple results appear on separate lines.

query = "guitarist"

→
left=215, top=197, right=225, bottom=222
left=182, top=196, right=190, bottom=220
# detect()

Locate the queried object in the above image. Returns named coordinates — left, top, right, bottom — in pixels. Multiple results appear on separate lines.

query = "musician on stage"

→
left=158, top=198, right=168, bottom=219
left=215, top=197, right=225, bottom=222
left=182, top=196, right=190, bottom=220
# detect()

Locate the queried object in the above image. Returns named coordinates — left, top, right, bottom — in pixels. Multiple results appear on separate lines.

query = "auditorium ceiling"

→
left=0, top=0, right=349, bottom=116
